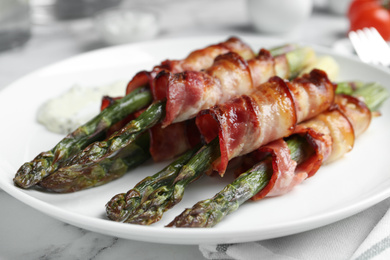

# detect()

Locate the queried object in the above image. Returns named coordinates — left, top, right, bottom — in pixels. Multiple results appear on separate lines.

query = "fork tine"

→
left=361, top=28, right=381, bottom=65
left=349, top=30, right=372, bottom=64
left=349, top=27, right=390, bottom=67
left=367, top=27, right=390, bottom=67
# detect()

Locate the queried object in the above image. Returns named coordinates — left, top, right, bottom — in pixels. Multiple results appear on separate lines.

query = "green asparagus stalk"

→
left=285, top=47, right=316, bottom=78
left=167, top=135, right=312, bottom=227
left=106, top=144, right=202, bottom=221
left=65, top=100, right=165, bottom=166
left=39, top=132, right=151, bottom=193
left=266, top=44, right=298, bottom=57
left=352, top=82, right=389, bottom=111
left=36, top=101, right=165, bottom=192
left=335, top=81, right=364, bottom=95
left=167, top=82, right=388, bottom=228
left=14, top=87, right=152, bottom=188
left=336, top=81, right=389, bottom=110
left=123, top=138, right=220, bottom=225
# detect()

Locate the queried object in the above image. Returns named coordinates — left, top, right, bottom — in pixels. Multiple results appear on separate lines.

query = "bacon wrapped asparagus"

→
left=168, top=85, right=387, bottom=227
left=106, top=69, right=336, bottom=224
left=13, top=37, right=256, bottom=189
left=38, top=46, right=315, bottom=193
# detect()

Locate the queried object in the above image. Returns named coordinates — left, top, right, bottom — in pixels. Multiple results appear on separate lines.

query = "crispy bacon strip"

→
left=125, top=37, right=255, bottom=95
left=248, top=49, right=290, bottom=88
left=154, top=52, right=252, bottom=126
left=196, top=69, right=335, bottom=176
left=148, top=48, right=296, bottom=161
left=249, top=139, right=303, bottom=199
left=249, top=94, right=371, bottom=200
left=154, top=49, right=294, bottom=127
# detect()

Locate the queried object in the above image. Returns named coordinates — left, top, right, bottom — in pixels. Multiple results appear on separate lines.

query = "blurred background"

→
left=0, top=0, right=361, bottom=88
left=4, top=0, right=353, bottom=46
left=1, top=0, right=390, bottom=93
left=1, top=1, right=390, bottom=259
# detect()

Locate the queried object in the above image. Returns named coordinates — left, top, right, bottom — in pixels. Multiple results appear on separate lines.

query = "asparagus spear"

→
left=286, top=47, right=316, bottom=78
left=106, top=143, right=201, bottom=221
left=123, top=138, right=221, bottom=225
left=167, top=82, right=388, bottom=228
left=14, top=87, right=152, bottom=188
left=167, top=135, right=312, bottom=227
left=336, top=81, right=388, bottom=111
left=38, top=101, right=165, bottom=192
left=39, top=132, right=151, bottom=193
left=265, top=44, right=297, bottom=57
left=352, top=82, right=389, bottom=111
left=65, top=100, right=165, bottom=166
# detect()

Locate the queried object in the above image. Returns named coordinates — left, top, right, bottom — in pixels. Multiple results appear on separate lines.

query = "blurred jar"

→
left=247, top=0, right=313, bottom=34
left=0, top=0, right=31, bottom=51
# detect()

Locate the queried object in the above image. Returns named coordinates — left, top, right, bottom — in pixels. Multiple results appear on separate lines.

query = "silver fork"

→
left=348, top=27, right=390, bottom=67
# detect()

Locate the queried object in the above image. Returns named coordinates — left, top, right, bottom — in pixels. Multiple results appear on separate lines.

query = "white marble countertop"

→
left=1, top=1, right=388, bottom=259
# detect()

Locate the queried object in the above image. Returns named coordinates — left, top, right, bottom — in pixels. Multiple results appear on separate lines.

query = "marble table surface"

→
left=1, top=0, right=384, bottom=259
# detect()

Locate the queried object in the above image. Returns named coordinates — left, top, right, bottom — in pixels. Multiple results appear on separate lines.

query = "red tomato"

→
left=348, top=0, right=390, bottom=41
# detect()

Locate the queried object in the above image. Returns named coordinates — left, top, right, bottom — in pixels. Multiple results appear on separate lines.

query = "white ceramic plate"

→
left=1, top=35, right=390, bottom=245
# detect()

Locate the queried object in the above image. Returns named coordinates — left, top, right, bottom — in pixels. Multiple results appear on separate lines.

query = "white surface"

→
left=1, top=36, right=390, bottom=245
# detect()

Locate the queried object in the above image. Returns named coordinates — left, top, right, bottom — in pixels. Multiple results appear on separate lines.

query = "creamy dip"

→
left=37, top=80, right=127, bottom=134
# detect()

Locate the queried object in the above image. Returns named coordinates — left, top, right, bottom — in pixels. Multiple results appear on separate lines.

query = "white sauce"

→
left=37, top=80, right=127, bottom=135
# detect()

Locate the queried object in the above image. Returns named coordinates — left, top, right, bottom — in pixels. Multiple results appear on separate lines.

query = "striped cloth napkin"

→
left=199, top=198, right=390, bottom=260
